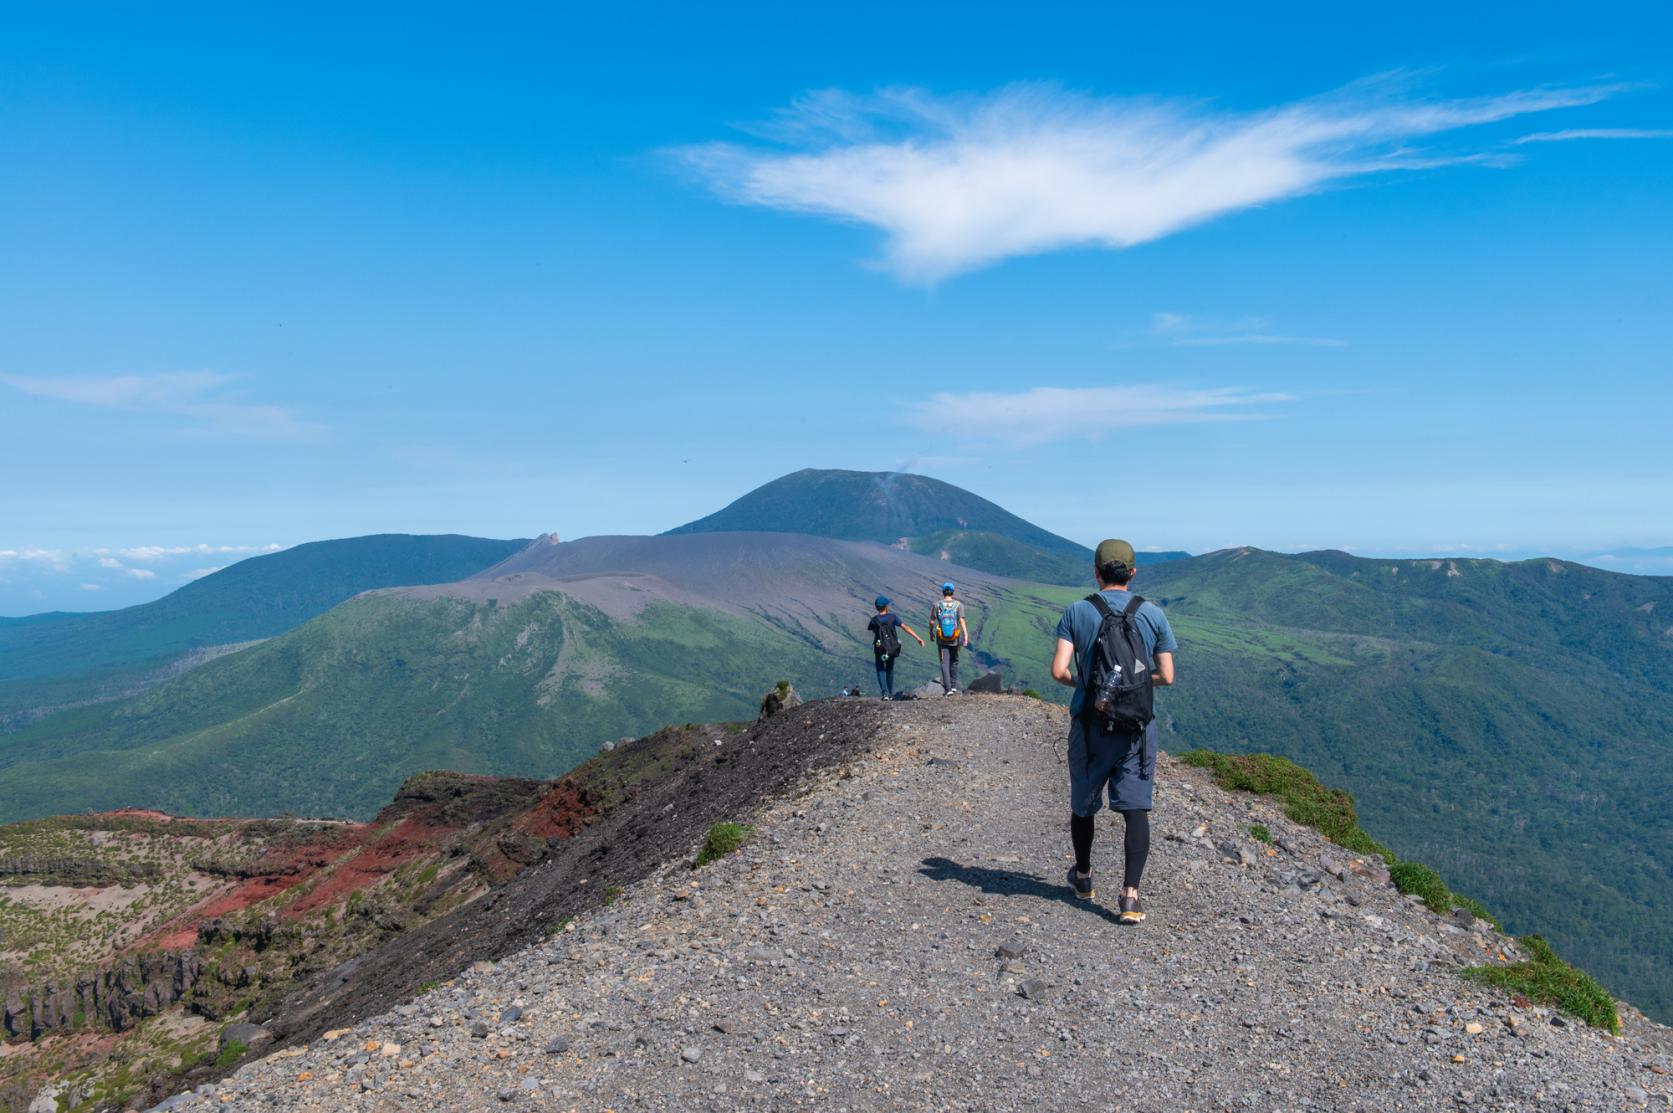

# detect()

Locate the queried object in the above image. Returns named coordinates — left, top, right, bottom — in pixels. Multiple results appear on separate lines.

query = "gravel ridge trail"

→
left=162, top=696, right=1672, bottom=1112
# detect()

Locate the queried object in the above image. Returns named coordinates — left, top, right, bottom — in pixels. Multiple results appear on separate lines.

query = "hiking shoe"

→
left=1118, top=893, right=1145, bottom=924
left=1066, top=866, right=1095, bottom=901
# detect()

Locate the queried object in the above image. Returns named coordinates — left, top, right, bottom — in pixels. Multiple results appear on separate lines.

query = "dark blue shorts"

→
left=1067, top=716, right=1156, bottom=816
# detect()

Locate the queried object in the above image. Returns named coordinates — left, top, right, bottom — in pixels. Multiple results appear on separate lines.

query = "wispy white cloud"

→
left=183, top=566, right=224, bottom=581
left=124, top=568, right=157, bottom=581
left=674, top=77, right=1624, bottom=282
left=0, top=372, right=320, bottom=441
left=903, top=384, right=1292, bottom=447
left=1512, top=127, right=1673, bottom=144
left=97, top=556, right=123, bottom=569
left=79, top=583, right=104, bottom=592
left=1147, top=312, right=1345, bottom=348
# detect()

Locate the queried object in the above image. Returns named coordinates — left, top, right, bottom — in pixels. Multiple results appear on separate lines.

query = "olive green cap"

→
left=1094, top=538, right=1136, bottom=575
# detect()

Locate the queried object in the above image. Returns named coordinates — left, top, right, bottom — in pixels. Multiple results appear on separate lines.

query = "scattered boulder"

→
left=967, top=672, right=1004, bottom=694
left=759, top=682, right=802, bottom=720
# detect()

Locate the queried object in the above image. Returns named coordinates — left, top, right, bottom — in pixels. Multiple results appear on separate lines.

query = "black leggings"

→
left=1071, top=810, right=1150, bottom=890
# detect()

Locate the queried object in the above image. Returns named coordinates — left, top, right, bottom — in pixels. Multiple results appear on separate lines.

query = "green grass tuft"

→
left=1021, top=687, right=1043, bottom=700
left=1464, top=935, right=1620, bottom=1033
left=1176, top=750, right=1392, bottom=861
left=213, top=1039, right=248, bottom=1069
left=694, top=822, right=753, bottom=868
left=602, top=884, right=623, bottom=905
left=1389, top=859, right=1453, bottom=914
left=1249, top=824, right=1272, bottom=845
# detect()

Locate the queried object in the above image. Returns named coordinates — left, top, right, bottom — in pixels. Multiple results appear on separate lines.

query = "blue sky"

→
left=4, top=2, right=1672, bottom=612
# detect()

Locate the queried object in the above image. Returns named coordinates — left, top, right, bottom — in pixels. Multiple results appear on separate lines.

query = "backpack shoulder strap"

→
left=1085, top=593, right=1114, bottom=618
left=1122, top=594, right=1145, bottom=618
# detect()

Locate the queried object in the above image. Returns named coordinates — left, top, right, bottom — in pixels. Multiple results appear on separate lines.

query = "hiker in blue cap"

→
left=931, top=581, right=969, bottom=694
left=867, top=595, right=924, bottom=700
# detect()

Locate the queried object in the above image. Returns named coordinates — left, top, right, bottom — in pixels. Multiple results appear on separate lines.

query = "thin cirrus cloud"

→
left=673, top=77, right=1628, bottom=282
left=1511, top=128, right=1673, bottom=144
left=1147, top=312, right=1346, bottom=349
left=0, top=371, right=319, bottom=441
left=903, top=385, right=1293, bottom=447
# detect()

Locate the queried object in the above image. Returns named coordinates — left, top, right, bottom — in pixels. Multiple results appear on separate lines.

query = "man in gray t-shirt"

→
left=1050, top=539, right=1177, bottom=924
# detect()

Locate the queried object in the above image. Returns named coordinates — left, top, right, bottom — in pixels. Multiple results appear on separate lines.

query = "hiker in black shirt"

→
left=867, top=595, right=924, bottom=700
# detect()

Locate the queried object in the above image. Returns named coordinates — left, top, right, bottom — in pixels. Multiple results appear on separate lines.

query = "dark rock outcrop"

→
left=3, top=951, right=203, bottom=1039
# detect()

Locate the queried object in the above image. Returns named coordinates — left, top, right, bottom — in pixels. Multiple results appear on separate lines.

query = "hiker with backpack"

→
left=1049, top=539, right=1176, bottom=924
left=867, top=595, right=924, bottom=700
left=931, top=581, right=969, bottom=694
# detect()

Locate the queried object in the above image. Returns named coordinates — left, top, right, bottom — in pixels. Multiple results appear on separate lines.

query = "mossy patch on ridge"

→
left=1179, top=748, right=1614, bottom=1030
left=1464, top=936, right=1620, bottom=1033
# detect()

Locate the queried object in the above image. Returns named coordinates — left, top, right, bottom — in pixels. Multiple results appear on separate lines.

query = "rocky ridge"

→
left=161, top=697, right=1672, bottom=1112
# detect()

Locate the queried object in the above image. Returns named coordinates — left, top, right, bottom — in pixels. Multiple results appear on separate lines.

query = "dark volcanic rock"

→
left=758, top=683, right=803, bottom=719
left=967, top=672, right=1004, bottom=694
left=3, top=951, right=204, bottom=1039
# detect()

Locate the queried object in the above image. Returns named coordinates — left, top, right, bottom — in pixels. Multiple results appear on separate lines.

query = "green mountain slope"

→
left=666, top=467, right=1185, bottom=584
left=1131, top=548, right=1673, bottom=1023
left=0, top=534, right=1076, bottom=821
left=0, top=534, right=526, bottom=729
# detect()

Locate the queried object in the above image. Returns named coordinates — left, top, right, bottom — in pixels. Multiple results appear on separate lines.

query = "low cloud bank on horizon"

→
left=903, top=384, right=1292, bottom=446
left=675, top=76, right=1644, bottom=282
left=0, top=543, right=286, bottom=614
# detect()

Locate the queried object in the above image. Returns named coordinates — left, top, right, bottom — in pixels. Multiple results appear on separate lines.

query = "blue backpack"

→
left=935, top=599, right=961, bottom=643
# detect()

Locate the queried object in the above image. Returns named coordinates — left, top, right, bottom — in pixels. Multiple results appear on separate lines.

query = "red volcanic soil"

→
left=516, top=778, right=597, bottom=842
left=286, top=813, right=451, bottom=917
left=142, top=823, right=368, bottom=950
left=134, top=773, right=557, bottom=952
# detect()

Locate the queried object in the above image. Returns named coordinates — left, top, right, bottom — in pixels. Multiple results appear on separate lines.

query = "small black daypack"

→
left=874, top=617, right=902, bottom=660
left=1082, top=593, right=1154, bottom=734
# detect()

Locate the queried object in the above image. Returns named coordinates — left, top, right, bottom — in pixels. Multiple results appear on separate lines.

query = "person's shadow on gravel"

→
left=918, top=857, right=1125, bottom=926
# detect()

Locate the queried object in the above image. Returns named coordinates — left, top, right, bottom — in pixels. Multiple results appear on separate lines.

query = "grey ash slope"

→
left=192, top=698, right=1671, bottom=1113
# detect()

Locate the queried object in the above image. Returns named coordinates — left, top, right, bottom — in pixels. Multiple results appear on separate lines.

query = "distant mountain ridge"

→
left=0, top=534, right=527, bottom=729
left=0, top=532, right=1073, bottom=822
left=666, top=467, right=1186, bottom=584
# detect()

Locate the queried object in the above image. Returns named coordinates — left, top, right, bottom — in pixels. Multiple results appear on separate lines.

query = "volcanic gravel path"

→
left=160, top=697, right=1672, bottom=1112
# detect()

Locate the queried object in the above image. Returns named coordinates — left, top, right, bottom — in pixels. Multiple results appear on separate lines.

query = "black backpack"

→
left=873, top=617, right=902, bottom=659
left=1082, top=593, right=1154, bottom=734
